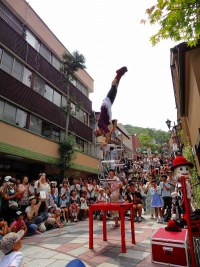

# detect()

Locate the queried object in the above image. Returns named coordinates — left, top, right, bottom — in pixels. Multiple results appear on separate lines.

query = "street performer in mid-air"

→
left=94, top=66, right=128, bottom=146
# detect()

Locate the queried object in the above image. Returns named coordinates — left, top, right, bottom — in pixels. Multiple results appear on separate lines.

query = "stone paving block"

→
left=68, top=246, right=90, bottom=256
left=106, top=256, right=140, bottom=267
left=69, top=237, right=88, bottom=244
left=40, top=243, right=61, bottom=249
left=46, top=259, right=71, bottom=267
left=119, top=249, right=150, bottom=260
left=23, top=258, right=56, bottom=267
left=21, top=245, right=46, bottom=256
left=96, top=263, right=121, bottom=267
left=27, top=248, right=59, bottom=259
left=51, top=253, right=75, bottom=260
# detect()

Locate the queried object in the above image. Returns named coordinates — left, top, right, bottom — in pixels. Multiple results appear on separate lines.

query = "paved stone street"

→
left=0, top=215, right=167, bottom=267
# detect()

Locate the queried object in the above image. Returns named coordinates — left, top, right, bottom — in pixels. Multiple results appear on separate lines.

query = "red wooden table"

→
left=89, top=202, right=135, bottom=253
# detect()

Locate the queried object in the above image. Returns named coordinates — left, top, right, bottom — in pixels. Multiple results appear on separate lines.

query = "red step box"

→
left=151, top=228, right=190, bottom=266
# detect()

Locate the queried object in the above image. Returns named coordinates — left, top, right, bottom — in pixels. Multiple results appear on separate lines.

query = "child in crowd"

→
left=10, top=211, right=27, bottom=236
left=149, top=180, right=163, bottom=223
left=0, top=230, right=24, bottom=267
left=70, top=201, right=79, bottom=222
left=0, top=218, right=9, bottom=240
left=80, top=192, right=89, bottom=220
left=53, top=208, right=64, bottom=228
left=59, top=194, right=69, bottom=224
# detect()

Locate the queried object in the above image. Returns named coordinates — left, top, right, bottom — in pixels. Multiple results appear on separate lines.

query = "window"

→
left=70, top=77, right=76, bottom=87
left=16, top=109, right=27, bottom=128
left=53, top=90, right=61, bottom=107
left=51, top=55, right=61, bottom=71
left=76, top=137, right=84, bottom=151
left=82, top=85, right=88, bottom=97
left=61, top=96, right=67, bottom=107
left=33, top=75, right=45, bottom=95
left=12, top=59, right=23, bottom=81
left=26, top=30, right=40, bottom=52
left=44, top=84, right=53, bottom=102
left=0, top=47, right=2, bottom=60
left=29, top=115, right=42, bottom=134
left=0, top=99, right=4, bottom=119
left=51, top=126, right=60, bottom=142
left=76, top=80, right=82, bottom=91
left=3, top=103, right=16, bottom=123
left=42, top=121, right=51, bottom=138
left=22, top=67, right=32, bottom=87
left=40, top=44, right=51, bottom=62
left=71, top=103, right=76, bottom=115
left=0, top=50, right=13, bottom=74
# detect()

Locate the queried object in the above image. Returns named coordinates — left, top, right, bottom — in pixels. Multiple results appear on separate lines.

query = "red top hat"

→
left=171, top=156, right=193, bottom=171
left=165, top=220, right=181, bottom=232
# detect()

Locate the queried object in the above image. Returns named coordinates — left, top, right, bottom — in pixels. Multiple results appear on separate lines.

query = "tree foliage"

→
left=123, top=124, right=170, bottom=144
left=142, top=0, right=200, bottom=46
left=59, top=135, right=77, bottom=178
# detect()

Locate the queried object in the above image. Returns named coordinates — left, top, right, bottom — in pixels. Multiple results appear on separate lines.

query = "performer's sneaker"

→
left=116, top=66, right=128, bottom=75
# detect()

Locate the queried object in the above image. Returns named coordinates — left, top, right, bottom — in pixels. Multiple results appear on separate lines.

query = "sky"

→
left=27, top=0, right=178, bottom=131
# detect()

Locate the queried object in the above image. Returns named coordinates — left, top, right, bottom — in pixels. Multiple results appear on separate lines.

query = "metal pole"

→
left=181, top=176, right=197, bottom=267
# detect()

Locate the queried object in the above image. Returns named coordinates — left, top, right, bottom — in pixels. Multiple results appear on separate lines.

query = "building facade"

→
left=170, top=42, right=200, bottom=175
left=0, top=0, right=99, bottom=179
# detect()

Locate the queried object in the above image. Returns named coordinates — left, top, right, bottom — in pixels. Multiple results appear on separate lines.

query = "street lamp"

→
left=165, top=119, right=181, bottom=155
left=165, top=119, right=171, bottom=130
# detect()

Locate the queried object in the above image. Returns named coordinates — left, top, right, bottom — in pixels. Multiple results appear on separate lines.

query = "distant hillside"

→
left=123, top=124, right=170, bottom=144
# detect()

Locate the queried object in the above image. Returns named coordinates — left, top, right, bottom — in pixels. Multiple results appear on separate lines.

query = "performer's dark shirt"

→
left=98, top=106, right=110, bottom=134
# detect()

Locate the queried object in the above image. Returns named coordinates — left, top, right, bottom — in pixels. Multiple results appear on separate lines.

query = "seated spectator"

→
left=69, top=190, right=80, bottom=220
left=87, top=178, right=95, bottom=205
left=60, top=181, right=70, bottom=202
left=70, top=201, right=79, bottom=222
left=25, top=195, right=43, bottom=235
left=10, top=211, right=27, bottom=236
left=0, top=218, right=9, bottom=240
left=0, top=230, right=24, bottom=267
left=80, top=191, right=88, bottom=220
left=53, top=208, right=64, bottom=228
left=97, top=187, right=108, bottom=202
left=59, top=194, right=69, bottom=224
left=126, top=183, right=143, bottom=222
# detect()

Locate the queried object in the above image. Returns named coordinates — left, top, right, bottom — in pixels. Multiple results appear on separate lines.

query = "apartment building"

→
left=170, top=42, right=200, bottom=175
left=0, top=0, right=99, bottom=179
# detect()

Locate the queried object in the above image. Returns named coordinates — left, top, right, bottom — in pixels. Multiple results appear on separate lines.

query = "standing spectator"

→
left=160, top=174, right=172, bottom=221
left=138, top=180, right=147, bottom=214
left=17, top=176, right=30, bottom=213
left=145, top=174, right=154, bottom=219
left=34, top=173, right=50, bottom=197
left=87, top=178, right=95, bottom=204
left=93, top=179, right=100, bottom=200
left=48, top=186, right=58, bottom=208
left=109, top=169, right=122, bottom=228
left=70, top=179, right=81, bottom=198
left=149, top=180, right=163, bottom=223
left=1, top=177, right=18, bottom=224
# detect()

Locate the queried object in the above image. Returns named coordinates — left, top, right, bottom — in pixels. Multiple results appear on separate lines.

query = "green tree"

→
left=139, top=133, right=154, bottom=148
left=61, top=50, right=86, bottom=135
left=59, top=135, right=77, bottom=178
left=142, top=0, right=200, bottom=46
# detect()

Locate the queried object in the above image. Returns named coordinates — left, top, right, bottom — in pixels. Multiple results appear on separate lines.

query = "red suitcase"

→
left=151, top=228, right=190, bottom=266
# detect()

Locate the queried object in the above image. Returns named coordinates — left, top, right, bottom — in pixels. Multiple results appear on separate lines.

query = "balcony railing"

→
left=0, top=17, right=92, bottom=113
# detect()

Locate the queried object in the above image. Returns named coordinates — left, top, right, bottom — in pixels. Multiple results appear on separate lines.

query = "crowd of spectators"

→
left=0, top=154, right=193, bottom=238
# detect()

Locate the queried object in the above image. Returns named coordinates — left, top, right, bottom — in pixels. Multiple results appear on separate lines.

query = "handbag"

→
left=8, top=200, right=18, bottom=209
